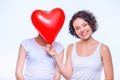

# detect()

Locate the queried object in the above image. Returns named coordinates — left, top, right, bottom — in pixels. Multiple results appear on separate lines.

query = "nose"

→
left=80, top=27, right=84, bottom=32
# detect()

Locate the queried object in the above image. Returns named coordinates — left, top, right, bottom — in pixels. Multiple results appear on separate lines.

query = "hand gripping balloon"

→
left=31, top=8, right=65, bottom=44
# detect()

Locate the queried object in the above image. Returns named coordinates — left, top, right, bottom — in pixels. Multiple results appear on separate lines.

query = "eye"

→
left=83, top=23, right=87, bottom=27
left=74, top=27, right=80, bottom=30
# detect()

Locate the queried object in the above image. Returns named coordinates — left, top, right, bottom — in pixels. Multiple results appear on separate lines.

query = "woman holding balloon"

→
left=46, top=10, right=114, bottom=80
left=15, top=8, right=65, bottom=80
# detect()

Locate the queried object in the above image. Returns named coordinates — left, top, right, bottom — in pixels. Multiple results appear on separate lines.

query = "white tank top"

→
left=70, top=43, right=103, bottom=80
left=21, top=38, right=64, bottom=80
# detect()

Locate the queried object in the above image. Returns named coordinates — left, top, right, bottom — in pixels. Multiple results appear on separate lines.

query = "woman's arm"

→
left=101, top=44, right=114, bottom=80
left=46, top=44, right=73, bottom=80
left=54, top=66, right=61, bottom=80
left=15, top=45, right=26, bottom=80
left=54, top=50, right=64, bottom=80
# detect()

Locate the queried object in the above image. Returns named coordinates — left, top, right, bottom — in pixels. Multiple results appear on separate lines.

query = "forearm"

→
left=53, top=54, right=72, bottom=80
left=104, top=76, right=114, bottom=80
left=104, top=69, right=114, bottom=80
left=54, top=66, right=61, bottom=80
left=54, top=73, right=60, bottom=80
left=15, top=72, right=24, bottom=80
left=104, top=78, right=113, bottom=80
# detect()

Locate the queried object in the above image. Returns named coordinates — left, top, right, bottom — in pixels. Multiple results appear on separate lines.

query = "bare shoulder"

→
left=67, top=43, right=74, bottom=49
left=101, top=43, right=110, bottom=52
left=100, top=43, right=111, bottom=57
left=66, top=43, right=74, bottom=56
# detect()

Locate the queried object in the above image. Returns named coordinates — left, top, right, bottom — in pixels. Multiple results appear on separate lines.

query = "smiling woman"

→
left=46, top=10, right=114, bottom=80
left=68, top=10, right=114, bottom=80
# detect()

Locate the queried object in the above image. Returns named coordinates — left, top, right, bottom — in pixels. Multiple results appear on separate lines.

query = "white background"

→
left=0, top=0, right=120, bottom=80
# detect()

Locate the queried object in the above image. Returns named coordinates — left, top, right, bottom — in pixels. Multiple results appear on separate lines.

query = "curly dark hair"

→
left=69, top=10, right=98, bottom=38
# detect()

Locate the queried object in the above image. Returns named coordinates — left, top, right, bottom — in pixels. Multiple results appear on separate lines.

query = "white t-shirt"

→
left=21, top=38, right=64, bottom=80
left=70, top=43, right=103, bottom=80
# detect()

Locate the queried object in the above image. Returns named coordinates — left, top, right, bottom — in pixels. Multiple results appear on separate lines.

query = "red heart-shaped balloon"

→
left=31, top=8, right=65, bottom=43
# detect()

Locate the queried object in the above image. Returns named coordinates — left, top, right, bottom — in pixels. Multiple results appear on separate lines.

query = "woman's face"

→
left=73, top=18, right=92, bottom=40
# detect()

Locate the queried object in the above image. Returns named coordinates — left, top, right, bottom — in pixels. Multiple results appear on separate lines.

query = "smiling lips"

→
left=80, top=30, right=88, bottom=38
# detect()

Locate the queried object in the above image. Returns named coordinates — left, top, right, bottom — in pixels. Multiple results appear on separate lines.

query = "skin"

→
left=15, top=34, right=64, bottom=80
left=46, top=18, right=114, bottom=80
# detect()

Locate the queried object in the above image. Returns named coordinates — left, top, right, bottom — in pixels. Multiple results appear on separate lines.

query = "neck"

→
left=35, top=34, right=47, bottom=46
